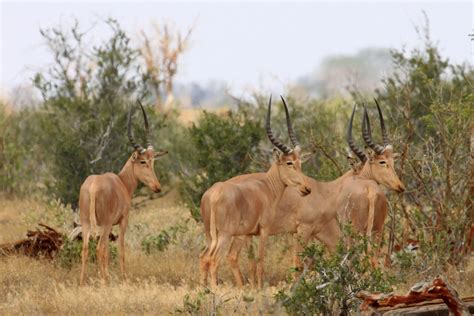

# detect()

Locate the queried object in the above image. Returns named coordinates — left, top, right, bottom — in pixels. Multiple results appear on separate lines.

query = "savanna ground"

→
left=0, top=192, right=291, bottom=314
left=1, top=192, right=473, bottom=314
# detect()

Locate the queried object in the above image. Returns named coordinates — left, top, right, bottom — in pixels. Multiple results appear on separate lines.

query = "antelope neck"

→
left=118, top=158, right=139, bottom=197
left=265, top=164, right=286, bottom=200
left=357, top=162, right=375, bottom=181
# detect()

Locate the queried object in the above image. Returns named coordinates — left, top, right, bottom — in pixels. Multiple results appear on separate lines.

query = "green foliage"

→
left=276, top=226, right=394, bottom=315
left=31, top=19, right=153, bottom=207
left=57, top=238, right=118, bottom=269
left=178, top=108, right=263, bottom=221
left=141, top=220, right=189, bottom=254
left=373, top=21, right=473, bottom=270
left=0, top=104, right=46, bottom=195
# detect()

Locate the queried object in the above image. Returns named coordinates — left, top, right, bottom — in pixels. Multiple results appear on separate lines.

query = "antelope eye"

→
left=140, top=160, right=147, bottom=165
left=286, top=161, right=293, bottom=166
left=379, top=161, right=386, bottom=165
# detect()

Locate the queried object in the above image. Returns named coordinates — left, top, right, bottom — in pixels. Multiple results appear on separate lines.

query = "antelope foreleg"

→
left=292, top=226, right=313, bottom=275
left=118, top=218, right=128, bottom=281
left=366, top=188, right=378, bottom=266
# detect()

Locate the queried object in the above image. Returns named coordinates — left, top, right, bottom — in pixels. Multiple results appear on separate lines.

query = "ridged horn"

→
left=127, top=105, right=145, bottom=153
left=280, top=96, right=300, bottom=148
left=266, top=95, right=292, bottom=154
left=374, top=98, right=390, bottom=146
left=137, top=100, right=153, bottom=150
left=362, top=103, right=385, bottom=155
left=347, top=104, right=367, bottom=162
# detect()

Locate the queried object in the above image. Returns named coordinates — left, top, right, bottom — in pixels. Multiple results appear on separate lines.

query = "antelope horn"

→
left=374, top=98, right=390, bottom=146
left=347, top=104, right=367, bottom=162
left=362, top=103, right=385, bottom=155
left=364, top=102, right=373, bottom=139
left=127, top=105, right=145, bottom=153
left=280, top=96, right=300, bottom=148
left=137, top=99, right=153, bottom=150
left=266, top=95, right=293, bottom=154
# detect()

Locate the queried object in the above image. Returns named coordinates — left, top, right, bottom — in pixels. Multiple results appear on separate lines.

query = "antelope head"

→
left=266, top=96, right=311, bottom=197
left=347, top=100, right=405, bottom=193
left=127, top=101, right=168, bottom=193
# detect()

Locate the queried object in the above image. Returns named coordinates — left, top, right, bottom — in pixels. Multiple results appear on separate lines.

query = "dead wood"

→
left=0, top=223, right=64, bottom=260
left=357, top=277, right=471, bottom=316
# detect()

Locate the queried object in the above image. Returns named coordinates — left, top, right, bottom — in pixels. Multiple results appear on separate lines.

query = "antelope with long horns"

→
left=79, top=101, right=167, bottom=285
left=199, top=96, right=311, bottom=288
left=203, top=100, right=405, bottom=286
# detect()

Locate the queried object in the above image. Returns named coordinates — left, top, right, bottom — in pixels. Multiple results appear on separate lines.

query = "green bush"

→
left=275, top=226, right=394, bottom=315
left=178, top=108, right=263, bottom=221
left=373, top=24, right=473, bottom=270
left=57, top=238, right=118, bottom=269
left=141, top=220, right=189, bottom=254
left=31, top=19, right=155, bottom=207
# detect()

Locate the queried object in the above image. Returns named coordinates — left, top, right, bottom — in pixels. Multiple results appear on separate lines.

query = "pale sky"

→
left=0, top=1, right=472, bottom=97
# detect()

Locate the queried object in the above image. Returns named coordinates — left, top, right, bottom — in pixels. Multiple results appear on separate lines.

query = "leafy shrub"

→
left=178, top=108, right=263, bottom=221
left=275, top=226, right=394, bottom=315
left=141, top=220, right=189, bottom=254
left=373, top=23, right=473, bottom=271
left=31, top=19, right=154, bottom=208
left=57, top=238, right=118, bottom=269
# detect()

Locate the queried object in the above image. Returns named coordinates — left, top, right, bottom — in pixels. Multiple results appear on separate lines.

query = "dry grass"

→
left=1, top=194, right=472, bottom=314
left=0, top=193, right=291, bottom=314
left=0, top=255, right=285, bottom=314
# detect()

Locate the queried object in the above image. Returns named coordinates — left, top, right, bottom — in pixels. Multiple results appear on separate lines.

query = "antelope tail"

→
left=89, top=190, right=98, bottom=238
left=208, top=192, right=219, bottom=256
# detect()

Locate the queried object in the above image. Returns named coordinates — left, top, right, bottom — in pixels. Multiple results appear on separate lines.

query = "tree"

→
left=140, top=22, right=193, bottom=112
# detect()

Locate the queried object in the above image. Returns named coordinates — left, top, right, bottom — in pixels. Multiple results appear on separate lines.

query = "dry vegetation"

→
left=1, top=193, right=472, bottom=314
left=0, top=193, right=293, bottom=314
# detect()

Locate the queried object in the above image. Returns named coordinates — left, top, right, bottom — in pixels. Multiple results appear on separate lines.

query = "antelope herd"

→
left=79, top=97, right=405, bottom=288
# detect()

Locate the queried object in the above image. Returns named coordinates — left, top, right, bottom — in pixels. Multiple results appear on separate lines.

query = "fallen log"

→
left=0, top=223, right=63, bottom=260
left=357, top=277, right=471, bottom=316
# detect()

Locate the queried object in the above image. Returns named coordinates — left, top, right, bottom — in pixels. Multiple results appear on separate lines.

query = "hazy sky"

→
left=0, top=1, right=472, bottom=96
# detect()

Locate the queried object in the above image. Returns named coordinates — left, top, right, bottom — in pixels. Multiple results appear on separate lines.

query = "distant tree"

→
left=140, top=22, right=193, bottom=111
left=299, top=48, right=393, bottom=98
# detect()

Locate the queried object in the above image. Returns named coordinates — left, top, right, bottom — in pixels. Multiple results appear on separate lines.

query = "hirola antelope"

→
left=199, top=96, right=311, bottom=288
left=79, top=101, right=167, bottom=285
left=205, top=100, right=405, bottom=287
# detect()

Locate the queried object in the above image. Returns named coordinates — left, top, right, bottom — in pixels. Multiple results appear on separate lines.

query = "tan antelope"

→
left=204, top=100, right=405, bottom=287
left=79, top=101, right=167, bottom=285
left=199, top=96, right=311, bottom=288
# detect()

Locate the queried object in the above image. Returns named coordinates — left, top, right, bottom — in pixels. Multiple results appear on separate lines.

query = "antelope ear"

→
left=131, top=151, right=139, bottom=162
left=154, top=150, right=169, bottom=159
left=393, top=152, right=401, bottom=160
left=272, top=148, right=283, bottom=163
left=346, top=155, right=359, bottom=171
left=365, top=147, right=376, bottom=163
left=300, top=151, right=314, bottom=164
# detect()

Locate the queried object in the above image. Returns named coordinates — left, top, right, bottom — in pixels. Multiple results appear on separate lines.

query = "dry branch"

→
left=0, top=223, right=64, bottom=260
left=357, top=277, right=471, bottom=315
